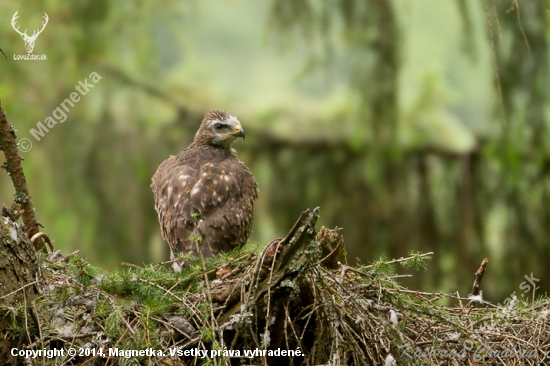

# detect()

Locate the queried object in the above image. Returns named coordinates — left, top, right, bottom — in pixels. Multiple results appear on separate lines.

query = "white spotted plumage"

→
left=151, top=110, right=258, bottom=267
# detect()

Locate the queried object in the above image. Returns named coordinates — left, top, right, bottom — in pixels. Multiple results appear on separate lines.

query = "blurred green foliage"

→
left=0, top=0, right=548, bottom=302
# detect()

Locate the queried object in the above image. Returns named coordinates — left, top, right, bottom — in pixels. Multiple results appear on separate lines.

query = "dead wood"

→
left=0, top=103, right=47, bottom=250
left=471, top=257, right=489, bottom=297
left=1, top=209, right=549, bottom=365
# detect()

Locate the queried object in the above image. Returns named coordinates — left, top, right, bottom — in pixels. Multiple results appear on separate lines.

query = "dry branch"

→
left=0, top=102, right=47, bottom=250
left=1, top=209, right=548, bottom=365
left=471, top=257, right=489, bottom=297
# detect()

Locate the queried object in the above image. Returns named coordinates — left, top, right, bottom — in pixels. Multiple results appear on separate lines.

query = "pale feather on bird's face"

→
left=195, top=110, right=245, bottom=149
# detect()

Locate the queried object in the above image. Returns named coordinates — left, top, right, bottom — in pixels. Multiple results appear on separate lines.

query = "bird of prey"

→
left=151, top=110, right=258, bottom=271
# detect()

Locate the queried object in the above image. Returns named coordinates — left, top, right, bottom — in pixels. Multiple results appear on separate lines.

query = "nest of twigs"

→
left=1, top=208, right=550, bottom=365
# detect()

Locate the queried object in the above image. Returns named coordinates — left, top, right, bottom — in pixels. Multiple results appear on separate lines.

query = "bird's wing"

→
left=189, top=158, right=257, bottom=253
left=152, top=150, right=257, bottom=256
left=151, top=156, right=198, bottom=252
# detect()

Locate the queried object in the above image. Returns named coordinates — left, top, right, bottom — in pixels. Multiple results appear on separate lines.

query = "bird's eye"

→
left=214, top=123, right=224, bottom=130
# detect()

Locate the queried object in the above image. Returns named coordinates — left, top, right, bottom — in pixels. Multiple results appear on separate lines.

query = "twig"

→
left=22, top=291, right=31, bottom=344
left=30, top=231, right=53, bottom=251
left=136, top=277, right=182, bottom=302
left=263, top=238, right=283, bottom=354
left=484, top=0, right=507, bottom=127
left=506, top=0, right=531, bottom=52
left=362, top=252, right=434, bottom=269
left=0, top=280, right=39, bottom=299
left=491, top=0, right=503, bottom=43
left=31, top=299, right=45, bottom=364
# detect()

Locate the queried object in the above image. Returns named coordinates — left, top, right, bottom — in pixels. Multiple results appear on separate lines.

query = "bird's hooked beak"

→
left=232, top=124, right=246, bottom=139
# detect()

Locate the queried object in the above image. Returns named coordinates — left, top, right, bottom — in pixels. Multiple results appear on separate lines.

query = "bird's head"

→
left=194, top=110, right=245, bottom=150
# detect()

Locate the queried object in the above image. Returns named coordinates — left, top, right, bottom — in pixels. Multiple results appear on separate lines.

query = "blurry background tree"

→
left=0, top=0, right=548, bottom=302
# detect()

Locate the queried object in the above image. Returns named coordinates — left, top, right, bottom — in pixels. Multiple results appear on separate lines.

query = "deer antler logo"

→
left=11, top=11, right=49, bottom=54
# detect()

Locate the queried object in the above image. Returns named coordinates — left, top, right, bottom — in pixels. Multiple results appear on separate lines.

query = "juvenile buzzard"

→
left=151, top=110, right=257, bottom=270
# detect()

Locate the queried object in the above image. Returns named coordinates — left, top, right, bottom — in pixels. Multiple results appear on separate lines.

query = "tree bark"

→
left=0, top=211, right=40, bottom=364
left=0, top=212, right=39, bottom=306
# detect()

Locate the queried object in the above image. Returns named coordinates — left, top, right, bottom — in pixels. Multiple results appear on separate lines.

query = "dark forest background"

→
left=1, top=0, right=548, bottom=303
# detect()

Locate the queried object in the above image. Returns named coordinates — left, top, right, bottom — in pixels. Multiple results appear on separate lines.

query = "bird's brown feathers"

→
left=151, top=110, right=257, bottom=265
